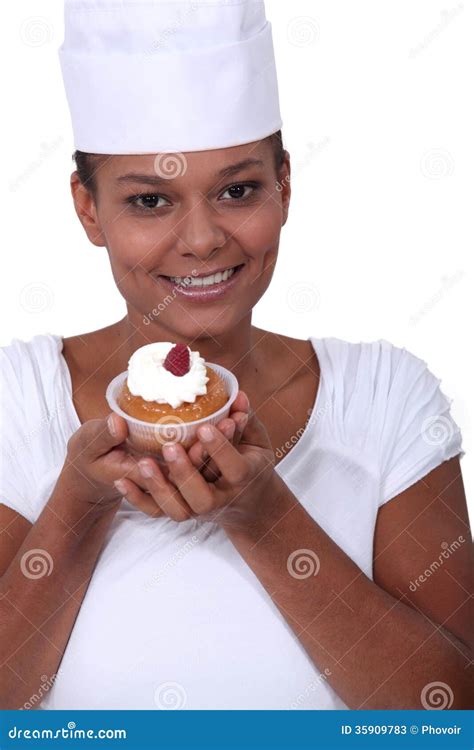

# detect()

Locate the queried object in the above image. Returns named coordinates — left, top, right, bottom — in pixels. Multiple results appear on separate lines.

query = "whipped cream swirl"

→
left=127, top=342, right=209, bottom=408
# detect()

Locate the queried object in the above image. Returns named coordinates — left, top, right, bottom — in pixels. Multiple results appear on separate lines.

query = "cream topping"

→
left=126, top=342, right=208, bottom=408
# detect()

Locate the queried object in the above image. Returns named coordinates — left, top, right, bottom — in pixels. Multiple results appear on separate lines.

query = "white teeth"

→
left=169, top=266, right=238, bottom=287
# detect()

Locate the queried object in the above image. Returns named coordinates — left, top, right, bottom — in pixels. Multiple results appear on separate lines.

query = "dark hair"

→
left=72, top=129, right=285, bottom=202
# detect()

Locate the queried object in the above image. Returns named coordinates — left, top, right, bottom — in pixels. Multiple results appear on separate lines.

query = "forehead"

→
left=98, top=139, right=271, bottom=184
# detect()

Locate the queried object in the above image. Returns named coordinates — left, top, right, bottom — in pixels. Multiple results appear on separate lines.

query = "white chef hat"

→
left=58, top=0, right=283, bottom=154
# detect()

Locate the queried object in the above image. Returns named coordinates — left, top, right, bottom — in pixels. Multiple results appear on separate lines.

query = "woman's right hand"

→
left=56, top=413, right=140, bottom=511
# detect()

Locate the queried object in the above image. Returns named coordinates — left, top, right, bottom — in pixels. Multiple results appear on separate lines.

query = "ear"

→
left=279, top=150, right=291, bottom=227
left=70, top=171, right=106, bottom=248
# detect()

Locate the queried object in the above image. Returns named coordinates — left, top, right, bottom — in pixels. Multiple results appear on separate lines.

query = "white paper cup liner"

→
left=105, top=363, right=239, bottom=462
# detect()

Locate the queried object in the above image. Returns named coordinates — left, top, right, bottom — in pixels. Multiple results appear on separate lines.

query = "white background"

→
left=2, top=1, right=473, bottom=517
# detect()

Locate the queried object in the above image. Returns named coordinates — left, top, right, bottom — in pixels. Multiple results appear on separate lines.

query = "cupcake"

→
left=118, top=342, right=228, bottom=422
left=106, top=342, right=238, bottom=458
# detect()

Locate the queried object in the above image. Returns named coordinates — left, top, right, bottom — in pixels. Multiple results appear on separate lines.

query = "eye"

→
left=219, top=183, right=259, bottom=201
left=127, top=193, right=169, bottom=211
left=126, top=182, right=260, bottom=213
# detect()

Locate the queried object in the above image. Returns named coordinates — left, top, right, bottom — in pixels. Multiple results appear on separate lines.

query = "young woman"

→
left=0, top=0, right=471, bottom=711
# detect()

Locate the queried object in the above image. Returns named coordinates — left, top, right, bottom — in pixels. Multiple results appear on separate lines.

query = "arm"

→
left=0, top=486, right=119, bottom=709
left=223, top=456, right=473, bottom=710
left=117, top=410, right=472, bottom=709
left=0, top=412, right=148, bottom=709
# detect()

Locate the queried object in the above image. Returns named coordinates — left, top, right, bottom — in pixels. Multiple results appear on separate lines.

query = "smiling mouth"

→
left=159, top=263, right=245, bottom=289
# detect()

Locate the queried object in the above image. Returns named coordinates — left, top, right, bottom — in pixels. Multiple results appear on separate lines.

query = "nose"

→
left=174, top=198, right=227, bottom=262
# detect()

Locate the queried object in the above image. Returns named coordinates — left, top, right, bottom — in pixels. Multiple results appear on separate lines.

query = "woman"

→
left=0, top=0, right=471, bottom=710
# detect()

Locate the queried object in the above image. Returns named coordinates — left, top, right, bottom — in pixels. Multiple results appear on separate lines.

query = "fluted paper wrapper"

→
left=106, top=363, right=239, bottom=462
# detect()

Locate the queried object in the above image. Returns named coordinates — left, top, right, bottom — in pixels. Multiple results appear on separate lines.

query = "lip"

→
left=157, top=263, right=245, bottom=301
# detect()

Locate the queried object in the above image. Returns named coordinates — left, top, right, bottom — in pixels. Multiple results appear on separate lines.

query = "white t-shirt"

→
left=0, top=333, right=464, bottom=710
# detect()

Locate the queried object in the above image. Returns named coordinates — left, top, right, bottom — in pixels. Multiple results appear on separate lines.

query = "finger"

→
left=113, top=478, right=164, bottom=518
left=138, top=457, right=196, bottom=522
left=230, top=411, right=249, bottom=448
left=222, top=389, right=250, bottom=449
left=228, top=390, right=250, bottom=417
left=196, top=424, right=249, bottom=485
left=205, top=419, right=236, bottom=477
left=79, top=413, right=129, bottom=460
left=187, top=418, right=235, bottom=470
left=201, top=463, right=221, bottom=483
left=159, top=443, right=216, bottom=515
left=237, top=406, right=270, bottom=450
left=118, top=460, right=161, bottom=492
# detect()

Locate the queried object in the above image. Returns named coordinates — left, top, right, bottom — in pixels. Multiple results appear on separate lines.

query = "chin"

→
left=173, top=312, right=243, bottom=341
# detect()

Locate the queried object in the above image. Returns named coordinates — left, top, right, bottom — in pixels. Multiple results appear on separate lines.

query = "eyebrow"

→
left=115, top=158, right=265, bottom=186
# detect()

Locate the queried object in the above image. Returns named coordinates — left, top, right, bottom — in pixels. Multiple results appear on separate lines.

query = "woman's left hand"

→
left=187, top=389, right=251, bottom=482
left=114, top=405, right=276, bottom=529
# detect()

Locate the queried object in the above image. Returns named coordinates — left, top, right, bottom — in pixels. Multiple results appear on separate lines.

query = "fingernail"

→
left=114, top=479, right=127, bottom=494
left=107, top=414, right=117, bottom=437
left=239, top=414, right=249, bottom=429
left=139, top=462, right=155, bottom=478
left=199, top=425, right=214, bottom=442
left=162, top=444, right=178, bottom=461
left=242, top=392, right=250, bottom=410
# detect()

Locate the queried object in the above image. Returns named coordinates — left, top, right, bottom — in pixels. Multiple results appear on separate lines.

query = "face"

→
left=71, top=139, right=291, bottom=341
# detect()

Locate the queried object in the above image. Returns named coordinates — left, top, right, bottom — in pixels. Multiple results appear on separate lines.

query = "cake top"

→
left=127, top=342, right=209, bottom=408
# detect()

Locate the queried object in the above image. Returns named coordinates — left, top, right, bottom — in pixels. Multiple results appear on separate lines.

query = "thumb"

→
left=240, top=405, right=271, bottom=450
left=81, top=413, right=129, bottom=459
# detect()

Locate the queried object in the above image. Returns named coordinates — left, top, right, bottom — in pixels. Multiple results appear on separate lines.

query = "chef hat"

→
left=58, top=0, right=283, bottom=154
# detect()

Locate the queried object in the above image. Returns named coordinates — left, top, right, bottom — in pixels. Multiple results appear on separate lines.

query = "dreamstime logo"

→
left=20, top=670, right=63, bottom=709
left=306, top=401, right=331, bottom=429
left=10, top=137, right=64, bottom=192
left=143, top=270, right=198, bottom=325
left=19, top=16, right=54, bottom=47
left=289, top=668, right=332, bottom=708
left=286, top=282, right=320, bottom=313
left=153, top=416, right=188, bottom=449
left=154, top=681, right=187, bottom=710
left=7, top=400, right=67, bottom=461
left=408, top=536, right=465, bottom=591
left=275, top=425, right=306, bottom=460
left=147, top=2, right=199, bottom=53
left=421, top=415, right=455, bottom=447
left=20, top=549, right=53, bottom=580
left=420, top=148, right=454, bottom=179
left=275, top=137, right=331, bottom=193
left=287, top=16, right=319, bottom=47
left=275, top=401, right=330, bottom=461
left=19, top=282, right=54, bottom=313
left=420, top=681, right=454, bottom=710
left=144, top=535, right=200, bottom=590
left=287, top=549, right=320, bottom=579
left=154, top=152, right=187, bottom=179
left=409, top=4, right=464, bottom=59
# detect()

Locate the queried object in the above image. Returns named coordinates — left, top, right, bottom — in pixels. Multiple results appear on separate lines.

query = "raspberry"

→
left=163, top=343, right=190, bottom=376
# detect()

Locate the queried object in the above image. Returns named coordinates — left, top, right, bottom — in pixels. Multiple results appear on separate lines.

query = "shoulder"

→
left=0, top=332, right=63, bottom=383
left=309, top=336, right=412, bottom=434
left=312, top=336, right=464, bottom=498
left=0, top=333, right=66, bottom=448
left=0, top=333, right=65, bottom=522
left=313, top=335, right=448, bottom=397
left=313, top=334, right=461, bottom=423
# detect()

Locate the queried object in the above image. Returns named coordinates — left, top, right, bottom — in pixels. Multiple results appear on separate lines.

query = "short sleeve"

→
left=378, top=346, right=465, bottom=506
left=0, top=347, right=36, bottom=524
